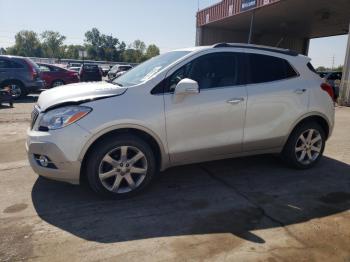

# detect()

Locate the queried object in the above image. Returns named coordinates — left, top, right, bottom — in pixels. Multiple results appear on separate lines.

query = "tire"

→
left=86, top=134, right=156, bottom=199
left=51, top=80, right=65, bottom=88
left=281, top=121, right=326, bottom=169
left=2, top=81, right=26, bottom=99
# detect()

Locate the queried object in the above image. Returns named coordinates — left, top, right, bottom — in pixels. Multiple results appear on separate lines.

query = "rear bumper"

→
left=27, top=80, right=45, bottom=92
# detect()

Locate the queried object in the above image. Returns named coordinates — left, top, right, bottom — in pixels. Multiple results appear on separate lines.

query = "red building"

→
left=196, top=0, right=350, bottom=105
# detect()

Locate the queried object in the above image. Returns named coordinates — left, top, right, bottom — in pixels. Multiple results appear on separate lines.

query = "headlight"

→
left=39, top=106, right=92, bottom=130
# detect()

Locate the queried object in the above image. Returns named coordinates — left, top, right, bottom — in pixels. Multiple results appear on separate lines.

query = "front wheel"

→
left=281, top=122, right=326, bottom=169
left=86, top=134, right=156, bottom=199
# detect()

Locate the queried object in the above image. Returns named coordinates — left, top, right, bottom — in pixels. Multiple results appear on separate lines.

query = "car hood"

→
left=37, top=81, right=127, bottom=111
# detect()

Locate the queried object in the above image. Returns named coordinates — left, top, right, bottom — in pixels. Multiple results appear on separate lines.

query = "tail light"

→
left=68, top=71, right=78, bottom=77
left=321, top=83, right=335, bottom=101
left=24, top=60, right=39, bottom=80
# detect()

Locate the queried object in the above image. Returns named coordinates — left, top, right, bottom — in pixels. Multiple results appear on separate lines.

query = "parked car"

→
left=107, top=64, right=132, bottom=80
left=68, top=62, right=82, bottom=68
left=321, top=71, right=342, bottom=99
left=38, top=63, right=79, bottom=89
left=100, top=65, right=110, bottom=77
left=318, top=71, right=330, bottom=78
left=27, top=43, right=335, bottom=198
left=0, top=55, right=45, bottom=99
left=0, top=87, right=13, bottom=107
left=69, top=67, right=81, bottom=73
left=79, top=64, right=102, bottom=82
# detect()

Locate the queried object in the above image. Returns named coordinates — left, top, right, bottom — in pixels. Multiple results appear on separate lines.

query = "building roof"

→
left=197, top=0, right=350, bottom=38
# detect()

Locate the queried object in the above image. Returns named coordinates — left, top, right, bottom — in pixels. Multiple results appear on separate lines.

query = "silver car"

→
left=26, top=44, right=335, bottom=198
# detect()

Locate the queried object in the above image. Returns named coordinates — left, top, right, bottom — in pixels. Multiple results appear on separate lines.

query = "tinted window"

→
left=0, top=59, right=24, bottom=69
left=39, top=65, right=51, bottom=72
left=166, top=52, right=242, bottom=92
left=247, top=54, right=298, bottom=84
left=0, top=59, right=12, bottom=68
left=83, top=65, right=99, bottom=72
left=10, top=60, right=24, bottom=68
left=328, top=72, right=342, bottom=81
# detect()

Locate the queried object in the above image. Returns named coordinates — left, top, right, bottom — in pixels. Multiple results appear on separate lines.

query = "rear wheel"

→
left=281, top=122, right=326, bottom=169
left=86, top=134, right=156, bottom=198
left=5, top=82, right=26, bottom=99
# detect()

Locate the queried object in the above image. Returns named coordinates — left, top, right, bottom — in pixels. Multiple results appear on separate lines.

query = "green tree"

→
left=334, top=65, right=343, bottom=72
left=6, top=30, right=42, bottom=57
left=41, top=31, right=66, bottom=58
left=316, top=66, right=327, bottom=72
left=132, top=40, right=146, bottom=54
left=144, top=44, right=160, bottom=60
left=84, top=28, right=126, bottom=61
left=0, top=47, right=5, bottom=55
left=63, top=44, right=84, bottom=59
left=122, top=48, right=140, bottom=63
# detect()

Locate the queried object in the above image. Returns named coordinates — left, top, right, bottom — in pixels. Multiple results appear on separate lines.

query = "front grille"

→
left=31, top=106, right=40, bottom=129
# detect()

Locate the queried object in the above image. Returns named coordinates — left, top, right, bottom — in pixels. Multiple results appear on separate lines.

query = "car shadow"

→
left=14, top=95, right=38, bottom=104
left=31, top=155, right=350, bottom=244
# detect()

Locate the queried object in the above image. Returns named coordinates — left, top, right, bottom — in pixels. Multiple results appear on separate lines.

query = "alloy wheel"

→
left=295, top=129, right=323, bottom=165
left=10, top=84, right=22, bottom=98
left=98, top=146, right=148, bottom=194
left=52, top=81, right=64, bottom=87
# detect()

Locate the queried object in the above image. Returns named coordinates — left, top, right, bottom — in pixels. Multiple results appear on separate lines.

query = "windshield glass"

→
left=113, top=51, right=190, bottom=87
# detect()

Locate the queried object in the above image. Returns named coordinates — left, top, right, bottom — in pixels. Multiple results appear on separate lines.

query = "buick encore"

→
left=27, top=43, right=335, bottom=198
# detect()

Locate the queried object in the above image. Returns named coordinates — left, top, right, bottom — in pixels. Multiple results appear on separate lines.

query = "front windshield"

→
left=113, top=51, right=190, bottom=87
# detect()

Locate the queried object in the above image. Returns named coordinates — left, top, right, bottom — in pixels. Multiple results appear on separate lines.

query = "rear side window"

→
left=0, top=59, right=24, bottom=69
left=247, top=54, right=298, bottom=84
left=307, top=62, right=318, bottom=74
left=0, top=59, right=11, bottom=68
left=39, top=65, right=51, bottom=72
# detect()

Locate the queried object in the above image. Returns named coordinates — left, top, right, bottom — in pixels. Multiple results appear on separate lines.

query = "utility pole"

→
left=248, top=11, right=255, bottom=44
left=339, top=23, right=350, bottom=106
left=332, top=55, right=335, bottom=70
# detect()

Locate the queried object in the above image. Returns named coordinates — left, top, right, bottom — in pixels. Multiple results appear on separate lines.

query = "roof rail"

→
left=212, top=43, right=299, bottom=57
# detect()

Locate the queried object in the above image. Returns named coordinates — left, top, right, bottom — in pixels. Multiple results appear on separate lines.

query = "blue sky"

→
left=0, top=0, right=348, bottom=67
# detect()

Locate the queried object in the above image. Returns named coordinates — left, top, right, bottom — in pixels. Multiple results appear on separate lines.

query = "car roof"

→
left=0, top=55, right=27, bottom=60
left=174, top=43, right=306, bottom=59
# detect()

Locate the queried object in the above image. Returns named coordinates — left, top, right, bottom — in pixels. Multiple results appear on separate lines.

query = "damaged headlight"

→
left=39, top=106, right=92, bottom=130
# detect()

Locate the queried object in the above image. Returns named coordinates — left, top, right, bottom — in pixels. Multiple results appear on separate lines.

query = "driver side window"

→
left=168, top=62, right=192, bottom=92
left=166, top=52, right=241, bottom=93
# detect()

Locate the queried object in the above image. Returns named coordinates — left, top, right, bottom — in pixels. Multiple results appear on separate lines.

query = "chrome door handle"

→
left=227, top=98, right=244, bottom=104
left=294, top=89, right=307, bottom=94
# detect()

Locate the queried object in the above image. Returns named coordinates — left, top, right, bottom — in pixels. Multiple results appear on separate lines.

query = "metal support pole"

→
left=248, top=11, right=255, bottom=44
left=339, top=23, right=350, bottom=106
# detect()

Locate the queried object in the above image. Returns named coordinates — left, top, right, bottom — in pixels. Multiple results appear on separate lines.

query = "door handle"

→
left=227, top=98, right=244, bottom=104
left=294, top=89, right=307, bottom=94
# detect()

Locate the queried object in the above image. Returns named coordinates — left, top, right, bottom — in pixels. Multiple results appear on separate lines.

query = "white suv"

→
left=26, top=43, right=335, bottom=198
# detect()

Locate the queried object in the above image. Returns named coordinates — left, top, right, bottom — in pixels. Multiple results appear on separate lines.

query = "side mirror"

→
left=174, top=78, right=199, bottom=95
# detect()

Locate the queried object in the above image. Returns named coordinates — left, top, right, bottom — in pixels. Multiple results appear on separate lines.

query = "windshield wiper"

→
left=114, top=82, right=123, bottom=87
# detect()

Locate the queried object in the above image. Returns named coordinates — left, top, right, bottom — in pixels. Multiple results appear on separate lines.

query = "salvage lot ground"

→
left=0, top=97, right=350, bottom=262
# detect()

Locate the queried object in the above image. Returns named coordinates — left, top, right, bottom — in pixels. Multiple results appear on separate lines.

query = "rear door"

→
left=243, top=52, right=308, bottom=152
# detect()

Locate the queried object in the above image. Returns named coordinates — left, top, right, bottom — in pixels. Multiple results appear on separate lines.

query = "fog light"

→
left=38, top=155, right=49, bottom=167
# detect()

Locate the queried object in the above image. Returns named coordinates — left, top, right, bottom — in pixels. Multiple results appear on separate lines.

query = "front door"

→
left=164, top=52, right=247, bottom=164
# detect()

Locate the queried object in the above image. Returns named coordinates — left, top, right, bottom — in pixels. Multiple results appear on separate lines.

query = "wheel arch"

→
left=284, top=112, right=331, bottom=147
left=79, top=125, right=169, bottom=183
left=0, top=78, right=25, bottom=88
